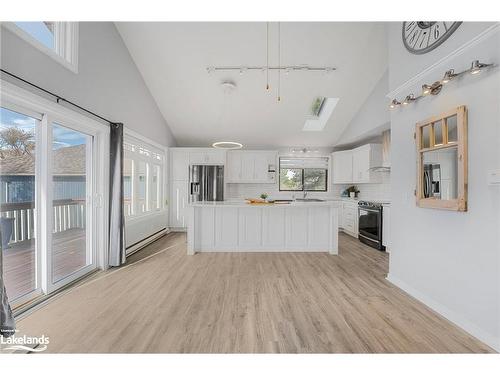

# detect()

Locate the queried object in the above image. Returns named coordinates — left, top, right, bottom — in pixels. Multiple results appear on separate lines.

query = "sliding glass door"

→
left=0, top=94, right=105, bottom=307
left=50, top=124, right=94, bottom=286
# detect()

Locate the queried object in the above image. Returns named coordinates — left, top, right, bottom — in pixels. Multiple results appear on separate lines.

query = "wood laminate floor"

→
left=13, top=232, right=493, bottom=353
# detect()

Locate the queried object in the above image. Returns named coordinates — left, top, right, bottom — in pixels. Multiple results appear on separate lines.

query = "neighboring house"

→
left=0, top=144, right=86, bottom=204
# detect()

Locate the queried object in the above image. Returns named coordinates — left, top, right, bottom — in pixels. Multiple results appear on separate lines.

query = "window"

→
left=4, top=22, right=79, bottom=73
left=279, top=157, right=329, bottom=192
left=123, top=135, right=165, bottom=219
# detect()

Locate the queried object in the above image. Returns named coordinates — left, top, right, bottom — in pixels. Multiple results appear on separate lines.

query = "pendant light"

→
left=266, top=22, right=270, bottom=91
left=277, top=22, right=281, bottom=102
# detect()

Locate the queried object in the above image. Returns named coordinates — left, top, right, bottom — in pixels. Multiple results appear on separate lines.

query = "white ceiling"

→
left=116, top=22, right=388, bottom=148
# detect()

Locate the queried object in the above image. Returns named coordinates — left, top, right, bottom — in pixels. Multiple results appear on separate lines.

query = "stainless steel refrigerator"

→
left=189, top=165, right=224, bottom=202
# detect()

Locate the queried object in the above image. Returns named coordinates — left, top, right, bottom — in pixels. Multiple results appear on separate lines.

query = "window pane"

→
left=15, top=22, right=55, bottom=50
left=52, top=124, right=90, bottom=283
left=151, top=165, right=160, bottom=210
left=304, top=168, right=327, bottom=191
left=447, top=115, right=458, bottom=143
left=0, top=107, right=38, bottom=301
left=279, top=168, right=303, bottom=191
left=123, top=158, right=133, bottom=216
left=433, top=121, right=443, bottom=146
left=138, top=161, right=148, bottom=212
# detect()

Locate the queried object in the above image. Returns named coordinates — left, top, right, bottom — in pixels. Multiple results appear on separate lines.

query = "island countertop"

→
left=187, top=200, right=339, bottom=255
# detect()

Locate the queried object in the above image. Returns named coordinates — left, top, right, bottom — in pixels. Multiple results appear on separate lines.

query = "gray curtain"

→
left=0, top=230, right=16, bottom=337
left=108, top=123, right=126, bottom=267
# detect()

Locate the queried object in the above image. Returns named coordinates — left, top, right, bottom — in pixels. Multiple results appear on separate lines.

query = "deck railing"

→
left=0, top=199, right=86, bottom=245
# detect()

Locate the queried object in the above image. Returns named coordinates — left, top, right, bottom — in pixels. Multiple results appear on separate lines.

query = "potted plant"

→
left=260, top=193, right=268, bottom=201
left=346, top=186, right=359, bottom=199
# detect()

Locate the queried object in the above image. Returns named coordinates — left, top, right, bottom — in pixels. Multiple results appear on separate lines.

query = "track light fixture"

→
left=390, top=59, right=494, bottom=110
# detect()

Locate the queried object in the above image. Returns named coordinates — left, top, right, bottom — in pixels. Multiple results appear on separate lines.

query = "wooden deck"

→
left=3, top=228, right=86, bottom=301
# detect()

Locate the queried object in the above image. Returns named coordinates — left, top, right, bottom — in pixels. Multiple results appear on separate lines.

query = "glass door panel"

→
left=51, top=124, right=92, bottom=283
left=0, top=107, right=40, bottom=302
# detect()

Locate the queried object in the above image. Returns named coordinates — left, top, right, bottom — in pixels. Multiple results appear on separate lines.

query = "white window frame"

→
left=2, top=22, right=79, bottom=73
left=123, top=129, right=167, bottom=223
left=1, top=79, right=109, bottom=306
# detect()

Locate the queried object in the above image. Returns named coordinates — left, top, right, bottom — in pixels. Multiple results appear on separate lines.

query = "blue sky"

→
left=1, top=108, right=87, bottom=149
left=14, top=22, right=54, bottom=50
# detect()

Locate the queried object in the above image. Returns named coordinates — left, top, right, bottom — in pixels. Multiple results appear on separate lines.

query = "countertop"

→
left=189, top=200, right=340, bottom=208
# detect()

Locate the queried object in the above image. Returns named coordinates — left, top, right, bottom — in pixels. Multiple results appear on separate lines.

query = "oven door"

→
left=358, top=207, right=381, bottom=242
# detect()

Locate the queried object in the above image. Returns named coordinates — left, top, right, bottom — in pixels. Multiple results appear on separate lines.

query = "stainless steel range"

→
left=358, top=200, right=385, bottom=251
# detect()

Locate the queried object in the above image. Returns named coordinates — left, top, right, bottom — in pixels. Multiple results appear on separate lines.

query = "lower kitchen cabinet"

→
left=382, top=205, right=391, bottom=249
left=170, top=180, right=188, bottom=229
left=338, top=201, right=358, bottom=238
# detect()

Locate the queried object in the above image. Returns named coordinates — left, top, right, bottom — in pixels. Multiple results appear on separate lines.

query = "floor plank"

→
left=13, top=232, right=494, bottom=353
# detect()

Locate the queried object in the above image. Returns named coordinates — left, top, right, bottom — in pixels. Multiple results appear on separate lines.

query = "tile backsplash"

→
left=226, top=171, right=391, bottom=202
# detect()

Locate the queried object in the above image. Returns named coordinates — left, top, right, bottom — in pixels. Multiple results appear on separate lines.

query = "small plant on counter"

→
left=260, top=193, right=268, bottom=200
left=346, top=186, right=359, bottom=198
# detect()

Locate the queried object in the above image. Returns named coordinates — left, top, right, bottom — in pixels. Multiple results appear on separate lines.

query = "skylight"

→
left=302, top=98, right=339, bottom=131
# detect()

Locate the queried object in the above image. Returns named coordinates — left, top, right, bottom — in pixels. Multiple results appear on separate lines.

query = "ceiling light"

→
left=441, top=69, right=456, bottom=83
left=389, top=99, right=401, bottom=109
left=470, top=60, right=491, bottom=75
left=402, top=94, right=416, bottom=105
left=421, top=84, right=432, bottom=95
left=212, top=141, right=243, bottom=150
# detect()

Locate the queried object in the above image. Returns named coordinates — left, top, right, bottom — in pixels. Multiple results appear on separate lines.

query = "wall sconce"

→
left=389, top=60, right=494, bottom=110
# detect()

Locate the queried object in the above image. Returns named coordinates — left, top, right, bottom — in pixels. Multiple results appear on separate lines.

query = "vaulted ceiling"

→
left=116, top=22, right=388, bottom=148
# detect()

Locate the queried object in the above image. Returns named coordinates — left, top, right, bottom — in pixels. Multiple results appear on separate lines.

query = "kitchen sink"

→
left=295, top=198, right=325, bottom=202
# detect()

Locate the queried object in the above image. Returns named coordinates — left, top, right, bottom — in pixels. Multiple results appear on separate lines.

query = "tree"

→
left=0, top=127, right=35, bottom=158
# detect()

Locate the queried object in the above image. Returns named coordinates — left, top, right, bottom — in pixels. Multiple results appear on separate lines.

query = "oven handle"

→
left=358, top=207, right=381, bottom=213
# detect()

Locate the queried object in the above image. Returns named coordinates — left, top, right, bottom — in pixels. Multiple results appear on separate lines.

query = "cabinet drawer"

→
left=344, top=221, right=356, bottom=233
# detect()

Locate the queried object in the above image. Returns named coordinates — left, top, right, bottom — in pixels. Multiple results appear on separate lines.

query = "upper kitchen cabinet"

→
left=332, top=150, right=353, bottom=184
left=189, top=149, right=226, bottom=165
left=170, top=148, right=226, bottom=181
left=226, top=150, right=277, bottom=183
left=170, top=148, right=190, bottom=181
left=332, top=144, right=383, bottom=184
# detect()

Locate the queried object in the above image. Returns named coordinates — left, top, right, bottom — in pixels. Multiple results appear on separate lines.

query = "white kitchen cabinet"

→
left=189, top=149, right=225, bottom=165
left=226, top=150, right=277, bottom=183
left=382, top=205, right=391, bottom=249
left=170, top=149, right=190, bottom=181
left=340, top=201, right=358, bottom=237
left=332, top=144, right=382, bottom=184
left=332, top=150, right=353, bottom=184
left=352, top=144, right=382, bottom=183
left=170, top=180, right=188, bottom=229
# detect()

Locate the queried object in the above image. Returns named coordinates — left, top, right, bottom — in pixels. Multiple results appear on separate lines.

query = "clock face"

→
left=402, top=22, right=462, bottom=54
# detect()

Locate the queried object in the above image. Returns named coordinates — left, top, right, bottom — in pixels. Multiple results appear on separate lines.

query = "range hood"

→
left=369, top=129, right=391, bottom=172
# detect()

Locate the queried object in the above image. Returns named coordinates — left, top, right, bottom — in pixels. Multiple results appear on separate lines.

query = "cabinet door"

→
left=332, top=151, right=353, bottom=183
left=240, top=153, right=255, bottom=181
left=382, top=206, right=390, bottom=247
left=171, top=180, right=188, bottom=228
left=226, top=151, right=242, bottom=182
left=253, top=153, right=269, bottom=182
left=238, top=207, right=262, bottom=248
left=171, top=150, right=190, bottom=181
left=352, top=147, right=370, bottom=183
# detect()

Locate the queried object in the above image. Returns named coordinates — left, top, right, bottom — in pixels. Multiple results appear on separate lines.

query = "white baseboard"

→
left=126, top=228, right=170, bottom=256
left=386, top=273, right=499, bottom=352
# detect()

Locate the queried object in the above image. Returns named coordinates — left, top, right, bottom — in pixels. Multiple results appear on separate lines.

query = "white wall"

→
left=0, top=22, right=176, bottom=146
left=387, top=22, right=500, bottom=351
left=336, top=70, right=390, bottom=147
left=1, top=22, right=176, bottom=246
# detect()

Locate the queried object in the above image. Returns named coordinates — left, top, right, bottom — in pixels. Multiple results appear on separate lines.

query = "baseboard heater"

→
left=126, top=228, right=169, bottom=256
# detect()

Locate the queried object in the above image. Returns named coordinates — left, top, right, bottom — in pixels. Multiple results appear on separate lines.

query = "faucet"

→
left=303, top=191, right=308, bottom=199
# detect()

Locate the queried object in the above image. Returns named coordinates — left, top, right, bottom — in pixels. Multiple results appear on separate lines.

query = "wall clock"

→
left=402, top=22, right=462, bottom=54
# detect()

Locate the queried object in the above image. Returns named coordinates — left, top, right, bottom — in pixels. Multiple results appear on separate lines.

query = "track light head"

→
left=402, top=94, right=416, bottom=106
left=422, top=84, right=432, bottom=95
left=470, top=60, right=491, bottom=75
left=442, top=69, right=456, bottom=83
left=389, top=99, right=401, bottom=109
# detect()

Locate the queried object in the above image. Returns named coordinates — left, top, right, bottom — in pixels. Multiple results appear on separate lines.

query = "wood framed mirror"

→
left=415, top=105, right=468, bottom=211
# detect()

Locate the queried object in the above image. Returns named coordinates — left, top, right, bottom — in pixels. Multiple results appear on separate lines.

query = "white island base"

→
left=187, top=201, right=339, bottom=255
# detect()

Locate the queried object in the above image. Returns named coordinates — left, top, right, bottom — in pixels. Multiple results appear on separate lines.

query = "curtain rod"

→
left=0, top=68, right=119, bottom=126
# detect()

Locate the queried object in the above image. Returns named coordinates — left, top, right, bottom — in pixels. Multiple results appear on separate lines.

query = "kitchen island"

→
left=187, top=201, right=339, bottom=255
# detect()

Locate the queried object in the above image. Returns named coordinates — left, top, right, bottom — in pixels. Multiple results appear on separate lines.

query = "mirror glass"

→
left=422, top=125, right=431, bottom=148
left=433, top=121, right=443, bottom=145
left=447, top=115, right=458, bottom=143
left=422, top=147, right=458, bottom=200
